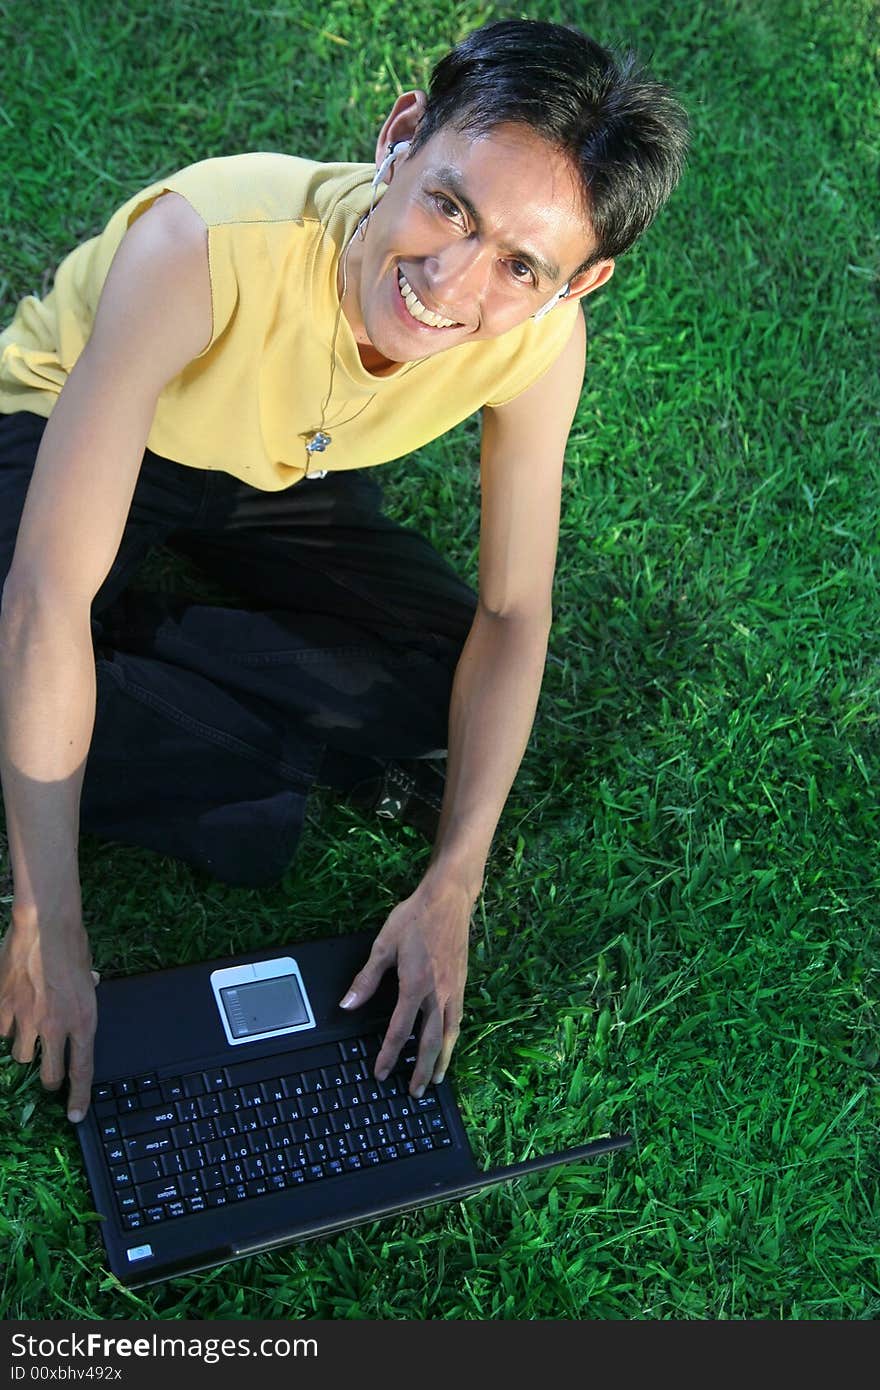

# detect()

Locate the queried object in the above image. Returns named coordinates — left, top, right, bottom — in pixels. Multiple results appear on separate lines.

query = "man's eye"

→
left=432, top=194, right=464, bottom=223
left=508, top=259, right=535, bottom=285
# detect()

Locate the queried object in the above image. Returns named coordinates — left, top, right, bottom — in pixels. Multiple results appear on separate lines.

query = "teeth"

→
left=397, top=270, right=458, bottom=329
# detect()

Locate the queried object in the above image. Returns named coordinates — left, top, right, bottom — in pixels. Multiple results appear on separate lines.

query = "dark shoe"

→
left=345, top=758, right=446, bottom=842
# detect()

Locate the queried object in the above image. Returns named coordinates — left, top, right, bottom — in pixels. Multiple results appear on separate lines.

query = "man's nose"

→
left=424, top=239, right=492, bottom=313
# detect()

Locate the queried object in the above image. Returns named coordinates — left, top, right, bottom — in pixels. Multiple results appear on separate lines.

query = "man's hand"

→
left=339, top=878, right=472, bottom=1095
left=0, top=918, right=99, bottom=1122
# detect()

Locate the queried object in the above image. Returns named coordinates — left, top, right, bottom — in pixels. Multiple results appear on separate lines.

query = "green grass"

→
left=1, top=0, right=878, bottom=1320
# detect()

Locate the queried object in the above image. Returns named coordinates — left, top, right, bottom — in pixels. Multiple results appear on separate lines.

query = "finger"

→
left=339, top=938, right=395, bottom=1012
left=66, top=1032, right=95, bottom=1124
left=10, top=1026, right=36, bottom=1065
left=431, top=1004, right=463, bottom=1085
left=374, top=995, right=421, bottom=1081
left=39, top=1033, right=67, bottom=1092
left=408, top=1008, right=444, bottom=1096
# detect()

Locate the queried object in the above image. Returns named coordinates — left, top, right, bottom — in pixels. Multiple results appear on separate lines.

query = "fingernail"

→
left=68, top=1110, right=84, bottom=1124
left=413, top=1085, right=425, bottom=1099
left=375, top=1067, right=389, bottom=1082
left=433, top=1072, right=445, bottom=1086
left=339, top=991, right=357, bottom=1009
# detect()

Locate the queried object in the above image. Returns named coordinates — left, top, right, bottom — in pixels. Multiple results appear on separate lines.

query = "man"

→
left=0, top=21, right=688, bottom=1124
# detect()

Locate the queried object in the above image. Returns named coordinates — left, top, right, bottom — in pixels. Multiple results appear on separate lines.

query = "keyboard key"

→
left=104, top=1142, right=126, bottom=1166
left=161, top=1078, right=184, bottom=1102
left=182, top=1075, right=205, bottom=1098
left=342, top=1060, right=369, bottom=1084
left=131, top=1157, right=165, bottom=1185
left=137, top=1179, right=180, bottom=1206
left=339, top=1038, right=366, bottom=1060
left=120, top=1105, right=177, bottom=1137
left=136, top=1074, right=159, bottom=1093
left=93, top=1085, right=114, bottom=1103
left=203, top=1069, right=227, bottom=1092
left=117, top=1192, right=139, bottom=1215
left=206, top=1189, right=228, bottom=1207
left=377, top=1076, right=403, bottom=1099
left=114, top=1079, right=136, bottom=1098
left=100, top=1118, right=121, bottom=1141
left=122, top=1213, right=144, bottom=1230
left=145, top=1205, right=166, bottom=1223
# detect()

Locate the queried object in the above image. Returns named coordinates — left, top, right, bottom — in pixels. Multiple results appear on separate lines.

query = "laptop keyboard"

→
left=91, top=1033, right=451, bottom=1232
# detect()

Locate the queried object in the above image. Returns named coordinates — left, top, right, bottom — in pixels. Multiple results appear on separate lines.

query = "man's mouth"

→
left=397, top=269, right=461, bottom=330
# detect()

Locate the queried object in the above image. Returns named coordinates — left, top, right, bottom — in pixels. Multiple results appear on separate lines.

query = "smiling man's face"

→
left=341, top=120, right=612, bottom=371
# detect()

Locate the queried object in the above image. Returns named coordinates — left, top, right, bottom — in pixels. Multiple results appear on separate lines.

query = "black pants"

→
left=0, top=411, right=476, bottom=885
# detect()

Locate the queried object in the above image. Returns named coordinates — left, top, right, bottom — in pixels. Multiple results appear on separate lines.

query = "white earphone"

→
left=372, top=140, right=411, bottom=189
left=533, top=283, right=571, bottom=321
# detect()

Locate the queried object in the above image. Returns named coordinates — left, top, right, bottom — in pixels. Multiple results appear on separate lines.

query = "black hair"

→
left=410, top=19, right=689, bottom=267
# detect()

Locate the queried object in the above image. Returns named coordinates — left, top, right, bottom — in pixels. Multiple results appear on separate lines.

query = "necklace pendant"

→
left=305, top=430, right=332, bottom=454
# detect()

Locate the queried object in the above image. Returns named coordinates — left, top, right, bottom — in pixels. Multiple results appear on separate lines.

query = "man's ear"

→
left=374, top=90, right=427, bottom=171
left=565, top=259, right=615, bottom=303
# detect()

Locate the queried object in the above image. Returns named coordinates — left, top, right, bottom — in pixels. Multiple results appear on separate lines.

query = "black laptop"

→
left=76, top=929, right=632, bottom=1286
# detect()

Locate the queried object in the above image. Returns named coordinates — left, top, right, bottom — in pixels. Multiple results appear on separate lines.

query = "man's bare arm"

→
left=0, top=192, right=212, bottom=1119
left=341, top=311, right=588, bottom=1091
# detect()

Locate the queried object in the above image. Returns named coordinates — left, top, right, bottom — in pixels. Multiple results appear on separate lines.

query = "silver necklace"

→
left=302, top=228, right=376, bottom=469
left=302, top=218, right=422, bottom=472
